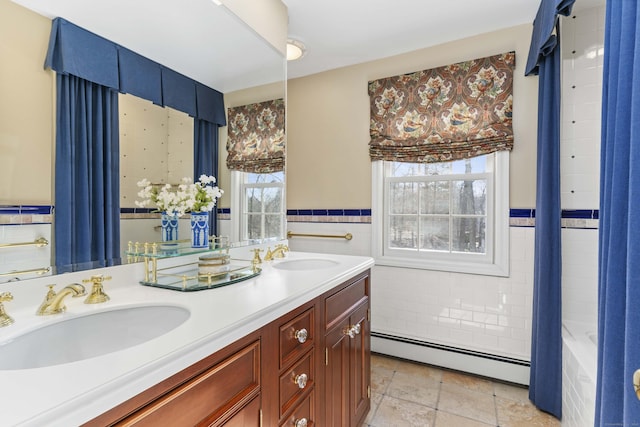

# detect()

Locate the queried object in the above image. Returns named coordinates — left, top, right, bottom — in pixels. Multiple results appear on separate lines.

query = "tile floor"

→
left=366, top=353, right=560, bottom=427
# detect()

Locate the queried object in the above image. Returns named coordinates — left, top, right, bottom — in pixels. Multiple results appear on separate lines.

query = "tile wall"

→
left=559, top=4, right=604, bottom=425
left=0, top=206, right=52, bottom=283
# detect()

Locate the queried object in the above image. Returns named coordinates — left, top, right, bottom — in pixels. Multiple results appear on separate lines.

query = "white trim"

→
left=371, top=151, right=510, bottom=277
left=229, top=170, right=242, bottom=242
left=372, top=334, right=529, bottom=385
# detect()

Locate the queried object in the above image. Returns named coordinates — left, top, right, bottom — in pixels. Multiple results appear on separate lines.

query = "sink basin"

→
left=273, top=258, right=339, bottom=271
left=0, top=305, right=190, bottom=370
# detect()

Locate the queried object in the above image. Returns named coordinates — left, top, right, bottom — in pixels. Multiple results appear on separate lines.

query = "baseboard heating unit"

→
left=371, top=332, right=530, bottom=385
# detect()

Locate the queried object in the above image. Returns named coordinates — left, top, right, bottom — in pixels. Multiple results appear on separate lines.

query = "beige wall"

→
left=0, top=0, right=53, bottom=205
left=287, top=24, right=538, bottom=209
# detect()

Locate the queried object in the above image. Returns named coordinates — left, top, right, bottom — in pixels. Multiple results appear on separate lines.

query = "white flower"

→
left=134, top=175, right=223, bottom=216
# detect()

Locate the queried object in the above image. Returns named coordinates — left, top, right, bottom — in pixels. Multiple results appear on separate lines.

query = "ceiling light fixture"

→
left=286, top=39, right=306, bottom=61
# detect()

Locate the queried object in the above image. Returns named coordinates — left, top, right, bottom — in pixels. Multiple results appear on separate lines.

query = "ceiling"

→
left=12, top=0, right=604, bottom=91
left=283, top=0, right=604, bottom=80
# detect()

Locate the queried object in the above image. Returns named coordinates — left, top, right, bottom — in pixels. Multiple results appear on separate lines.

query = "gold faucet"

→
left=265, top=244, right=289, bottom=261
left=82, top=275, right=111, bottom=304
left=0, top=292, right=14, bottom=327
left=36, top=283, right=86, bottom=316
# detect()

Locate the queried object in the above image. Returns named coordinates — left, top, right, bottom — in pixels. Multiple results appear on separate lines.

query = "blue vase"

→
left=161, top=212, right=179, bottom=242
left=190, top=211, right=209, bottom=248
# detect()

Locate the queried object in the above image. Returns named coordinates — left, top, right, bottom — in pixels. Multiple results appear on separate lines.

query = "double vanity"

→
left=0, top=244, right=373, bottom=426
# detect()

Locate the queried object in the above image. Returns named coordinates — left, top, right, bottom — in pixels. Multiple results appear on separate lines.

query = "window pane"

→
left=449, top=156, right=487, bottom=174
left=389, top=216, right=417, bottom=249
left=263, top=187, right=282, bottom=213
left=264, top=214, right=281, bottom=238
left=419, top=217, right=449, bottom=251
left=451, top=180, right=486, bottom=215
left=420, top=181, right=449, bottom=214
left=246, top=171, right=284, bottom=184
left=245, top=188, right=262, bottom=213
left=391, top=156, right=487, bottom=177
left=391, top=162, right=451, bottom=177
left=246, top=214, right=262, bottom=239
left=390, top=182, right=418, bottom=214
left=452, top=217, right=485, bottom=253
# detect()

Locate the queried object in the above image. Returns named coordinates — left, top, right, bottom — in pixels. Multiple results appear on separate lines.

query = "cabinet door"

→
left=349, top=301, right=370, bottom=427
left=324, top=317, right=350, bottom=427
left=215, top=395, right=260, bottom=427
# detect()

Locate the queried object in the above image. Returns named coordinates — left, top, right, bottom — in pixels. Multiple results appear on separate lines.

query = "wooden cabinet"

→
left=322, top=271, right=371, bottom=427
left=84, top=269, right=370, bottom=427
left=265, top=300, right=318, bottom=426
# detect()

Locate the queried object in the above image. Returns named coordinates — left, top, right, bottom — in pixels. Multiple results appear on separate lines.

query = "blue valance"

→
left=162, top=68, right=197, bottom=117
left=118, top=47, right=163, bottom=105
left=525, top=0, right=576, bottom=76
left=44, top=18, right=119, bottom=89
left=44, top=17, right=226, bottom=125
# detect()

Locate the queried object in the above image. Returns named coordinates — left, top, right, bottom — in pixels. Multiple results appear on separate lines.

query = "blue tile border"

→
left=509, top=208, right=534, bottom=218
left=508, top=209, right=599, bottom=220
left=0, top=205, right=53, bottom=215
left=286, top=209, right=372, bottom=217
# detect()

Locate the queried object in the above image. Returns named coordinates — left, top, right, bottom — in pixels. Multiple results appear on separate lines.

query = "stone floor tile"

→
left=438, top=383, right=497, bottom=425
left=495, top=396, right=560, bottom=427
left=435, top=410, right=496, bottom=427
left=370, top=395, right=437, bottom=427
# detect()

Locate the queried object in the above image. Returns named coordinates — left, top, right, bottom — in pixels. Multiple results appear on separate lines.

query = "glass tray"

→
left=139, top=261, right=260, bottom=292
left=125, top=237, right=230, bottom=261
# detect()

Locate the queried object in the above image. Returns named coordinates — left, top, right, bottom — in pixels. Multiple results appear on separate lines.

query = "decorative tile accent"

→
left=0, top=205, right=53, bottom=225
left=287, top=208, right=372, bottom=224
left=285, top=208, right=598, bottom=228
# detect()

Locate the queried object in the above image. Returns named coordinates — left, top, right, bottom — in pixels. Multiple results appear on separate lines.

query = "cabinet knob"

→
left=343, top=323, right=361, bottom=338
left=294, top=418, right=308, bottom=427
left=294, top=373, right=308, bottom=389
left=294, top=328, right=308, bottom=343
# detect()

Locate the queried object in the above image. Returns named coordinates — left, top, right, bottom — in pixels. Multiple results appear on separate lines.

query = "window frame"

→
left=230, top=170, right=286, bottom=243
left=371, top=151, right=510, bottom=276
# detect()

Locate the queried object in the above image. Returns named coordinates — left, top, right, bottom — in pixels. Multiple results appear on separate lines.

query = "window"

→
left=372, top=152, right=509, bottom=276
left=231, top=171, right=285, bottom=242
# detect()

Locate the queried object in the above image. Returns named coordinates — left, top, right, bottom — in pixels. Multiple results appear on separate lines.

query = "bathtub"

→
left=561, top=320, right=597, bottom=427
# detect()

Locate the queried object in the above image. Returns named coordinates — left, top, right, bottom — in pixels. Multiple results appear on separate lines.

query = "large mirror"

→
left=1, top=0, right=286, bottom=277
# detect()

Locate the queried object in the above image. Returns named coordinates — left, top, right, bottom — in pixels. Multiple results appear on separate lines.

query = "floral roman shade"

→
left=226, top=99, right=285, bottom=173
left=369, top=52, right=515, bottom=163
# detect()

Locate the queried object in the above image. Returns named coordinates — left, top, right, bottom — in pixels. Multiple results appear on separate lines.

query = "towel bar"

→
left=0, top=266, right=51, bottom=278
left=0, top=237, right=49, bottom=249
left=286, top=231, right=353, bottom=240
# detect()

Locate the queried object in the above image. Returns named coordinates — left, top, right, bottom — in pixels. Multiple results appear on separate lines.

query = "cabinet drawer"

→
left=325, top=274, right=369, bottom=330
left=280, top=390, right=315, bottom=427
left=279, top=307, right=314, bottom=369
left=279, top=352, right=314, bottom=417
left=118, top=340, right=260, bottom=426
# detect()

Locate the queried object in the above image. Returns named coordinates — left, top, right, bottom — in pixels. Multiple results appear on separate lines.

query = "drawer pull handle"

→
left=294, top=328, right=308, bottom=344
left=344, top=323, right=361, bottom=338
left=294, top=373, right=308, bottom=389
left=295, top=418, right=308, bottom=427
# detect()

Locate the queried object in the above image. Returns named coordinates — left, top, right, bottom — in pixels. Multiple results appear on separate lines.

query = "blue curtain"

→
left=54, top=74, right=121, bottom=273
left=596, top=1, right=640, bottom=425
left=525, top=0, right=575, bottom=419
left=194, top=118, right=220, bottom=236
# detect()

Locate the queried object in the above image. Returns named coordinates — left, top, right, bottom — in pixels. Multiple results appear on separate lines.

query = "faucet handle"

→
left=251, top=248, right=263, bottom=264
left=0, top=292, right=14, bottom=328
left=82, top=275, right=111, bottom=304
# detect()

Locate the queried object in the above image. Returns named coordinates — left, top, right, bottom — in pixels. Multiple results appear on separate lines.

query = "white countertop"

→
left=0, top=249, right=374, bottom=426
